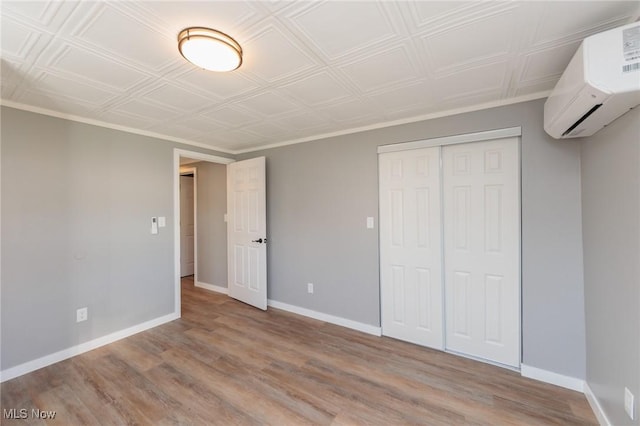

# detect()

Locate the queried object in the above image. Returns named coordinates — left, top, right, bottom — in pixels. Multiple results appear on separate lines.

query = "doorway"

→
left=173, top=149, right=268, bottom=315
left=173, top=149, right=234, bottom=316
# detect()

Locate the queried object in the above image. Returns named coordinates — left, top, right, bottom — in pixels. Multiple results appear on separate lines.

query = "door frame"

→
left=378, top=127, right=522, bottom=153
left=179, top=167, right=197, bottom=279
left=377, top=126, right=523, bottom=370
left=173, top=149, right=234, bottom=317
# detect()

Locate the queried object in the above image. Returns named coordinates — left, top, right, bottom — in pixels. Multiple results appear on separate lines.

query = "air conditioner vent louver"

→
left=562, top=104, right=603, bottom=137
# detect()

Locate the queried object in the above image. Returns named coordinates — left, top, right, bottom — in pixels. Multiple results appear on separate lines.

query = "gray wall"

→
left=192, top=161, right=227, bottom=287
left=2, top=99, right=590, bottom=382
left=581, top=107, right=640, bottom=425
left=0, top=106, right=229, bottom=370
left=241, top=98, right=587, bottom=379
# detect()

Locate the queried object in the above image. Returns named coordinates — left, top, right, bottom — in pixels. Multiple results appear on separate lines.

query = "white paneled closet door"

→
left=380, top=147, right=444, bottom=349
left=443, top=138, right=520, bottom=367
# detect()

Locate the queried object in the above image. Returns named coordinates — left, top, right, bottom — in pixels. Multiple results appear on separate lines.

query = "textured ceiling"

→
left=1, top=1, right=638, bottom=153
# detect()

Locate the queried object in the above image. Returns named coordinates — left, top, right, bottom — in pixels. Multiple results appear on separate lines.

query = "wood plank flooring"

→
left=1, top=277, right=597, bottom=425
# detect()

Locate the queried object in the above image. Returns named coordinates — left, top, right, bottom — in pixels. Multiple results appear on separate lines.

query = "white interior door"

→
left=443, top=137, right=520, bottom=367
left=227, top=157, right=267, bottom=310
left=380, top=147, right=444, bottom=349
left=180, top=175, right=195, bottom=277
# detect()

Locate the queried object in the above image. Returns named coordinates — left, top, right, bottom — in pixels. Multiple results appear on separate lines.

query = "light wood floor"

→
left=1, top=277, right=596, bottom=425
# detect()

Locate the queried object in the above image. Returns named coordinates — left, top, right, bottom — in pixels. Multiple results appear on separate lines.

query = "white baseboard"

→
left=0, top=312, right=179, bottom=383
left=520, top=364, right=585, bottom=392
left=584, top=382, right=612, bottom=426
left=267, top=299, right=382, bottom=336
left=195, top=281, right=228, bottom=294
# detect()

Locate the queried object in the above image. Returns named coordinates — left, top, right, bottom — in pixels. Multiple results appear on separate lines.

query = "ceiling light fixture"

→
left=178, top=27, right=242, bottom=72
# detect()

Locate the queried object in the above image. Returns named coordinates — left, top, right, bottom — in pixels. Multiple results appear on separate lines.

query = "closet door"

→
left=443, top=138, right=520, bottom=367
left=380, top=147, right=443, bottom=349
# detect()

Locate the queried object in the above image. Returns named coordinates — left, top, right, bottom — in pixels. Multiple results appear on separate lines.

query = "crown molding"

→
left=3, top=91, right=550, bottom=156
left=234, top=91, right=551, bottom=154
left=0, top=99, right=235, bottom=155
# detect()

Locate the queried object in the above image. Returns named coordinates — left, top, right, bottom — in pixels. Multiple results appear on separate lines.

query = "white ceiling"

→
left=2, top=1, right=638, bottom=154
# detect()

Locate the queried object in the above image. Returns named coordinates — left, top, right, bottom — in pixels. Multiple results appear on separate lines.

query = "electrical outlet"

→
left=307, top=283, right=314, bottom=294
left=76, top=307, right=88, bottom=323
left=625, top=387, right=635, bottom=420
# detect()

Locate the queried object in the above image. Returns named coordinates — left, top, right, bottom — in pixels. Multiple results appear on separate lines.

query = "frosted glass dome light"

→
left=178, top=27, right=242, bottom=72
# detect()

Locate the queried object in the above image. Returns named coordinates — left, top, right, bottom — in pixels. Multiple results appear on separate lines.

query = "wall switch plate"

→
left=76, top=307, right=88, bottom=323
left=307, top=283, right=314, bottom=294
left=625, top=387, right=635, bottom=420
left=366, top=217, right=374, bottom=229
left=151, top=217, right=158, bottom=234
left=158, top=216, right=166, bottom=228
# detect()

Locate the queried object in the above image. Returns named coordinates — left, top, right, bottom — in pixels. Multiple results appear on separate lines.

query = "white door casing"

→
left=380, top=147, right=444, bottom=349
left=227, top=157, right=267, bottom=310
left=443, top=137, right=520, bottom=367
left=180, top=174, right=195, bottom=277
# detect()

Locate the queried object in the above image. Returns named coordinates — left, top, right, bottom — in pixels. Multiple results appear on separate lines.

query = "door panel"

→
left=380, top=147, right=443, bottom=349
left=227, top=157, right=267, bottom=310
left=443, top=138, right=520, bottom=367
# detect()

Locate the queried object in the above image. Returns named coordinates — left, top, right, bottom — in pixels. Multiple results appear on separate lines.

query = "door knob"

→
left=252, top=238, right=267, bottom=244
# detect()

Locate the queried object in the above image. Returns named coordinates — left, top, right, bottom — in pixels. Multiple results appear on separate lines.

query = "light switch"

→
left=158, top=216, right=166, bottom=228
left=151, top=217, right=158, bottom=235
left=367, top=217, right=374, bottom=229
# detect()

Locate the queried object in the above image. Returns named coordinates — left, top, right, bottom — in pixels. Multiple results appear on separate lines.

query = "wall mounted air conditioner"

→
left=544, top=22, right=640, bottom=139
